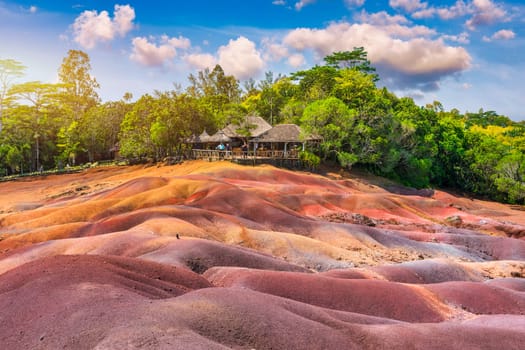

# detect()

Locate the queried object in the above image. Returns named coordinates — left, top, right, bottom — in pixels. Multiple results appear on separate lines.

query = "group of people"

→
left=214, top=142, right=249, bottom=158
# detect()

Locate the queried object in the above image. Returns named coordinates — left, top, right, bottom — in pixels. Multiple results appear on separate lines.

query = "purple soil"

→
left=427, top=281, right=525, bottom=315
left=1, top=162, right=525, bottom=349
left=204, top=267, right=446, bottom=322
left=369, top=259, right=484, bottom=283
left=139, top=237, right=309, bottom=273
left=0, top=255, right=211, bottom=299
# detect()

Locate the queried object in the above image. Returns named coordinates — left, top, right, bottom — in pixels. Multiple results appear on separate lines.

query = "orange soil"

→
left=0, top=160, right=524, bottom=349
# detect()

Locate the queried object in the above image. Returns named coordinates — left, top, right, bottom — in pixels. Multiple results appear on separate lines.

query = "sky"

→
left=1, top=0, right=524, bottom=121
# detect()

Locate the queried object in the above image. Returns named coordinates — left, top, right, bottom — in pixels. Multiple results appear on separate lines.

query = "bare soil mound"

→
left=0, top=160, right=524, bottom=349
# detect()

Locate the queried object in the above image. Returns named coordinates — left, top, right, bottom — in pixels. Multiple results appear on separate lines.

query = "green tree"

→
left=187, top=64, right=241, bottom=125
left=81, top=100, right=131, bottom=162
left=57, top=50, right=100, bottom=164
left=7, top=81, right=62, bottom=169
left=324, top=47, right=378, bottom=81
left=0, top=58, right=26, bottom=132
left=301, top=97, right=356, bottom=165
left=57, top=50, right=100, bottom=118
left=493, top=150, right=525, bottom=203
left=119, top=94, right=156, bottom=159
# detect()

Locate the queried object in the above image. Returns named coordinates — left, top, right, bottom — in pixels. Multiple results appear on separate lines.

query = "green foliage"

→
left=337, top=151, right=358, bottom=169
left=301, top=97, right=355, bottom=162
left=299, top=150, right=320, bottom=170
left=493, top=150, right=525, bottom=203
left=324, top=47, right=378, bottom=81
left=2, top=48, right=524, bottom=204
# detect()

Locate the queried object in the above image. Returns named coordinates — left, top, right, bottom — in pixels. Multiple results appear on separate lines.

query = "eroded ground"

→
left=0, top=161, right=524, bottom=349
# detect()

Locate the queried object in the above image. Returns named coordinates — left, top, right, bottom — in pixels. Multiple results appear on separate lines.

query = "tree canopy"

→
left=0, top=47, right=524, bottom=204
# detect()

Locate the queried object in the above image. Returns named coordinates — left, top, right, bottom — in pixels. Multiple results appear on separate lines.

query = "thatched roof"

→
left=187, top=130, right=210, bottom=143
left=208, top=130, right=231, bottom=143
left=222, top=115, right=272, bottom=138
left=254, top=124, right=321, bottom=143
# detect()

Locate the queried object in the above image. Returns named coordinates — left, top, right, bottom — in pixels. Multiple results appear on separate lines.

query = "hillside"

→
left=0, top=160, right=524, bottom=349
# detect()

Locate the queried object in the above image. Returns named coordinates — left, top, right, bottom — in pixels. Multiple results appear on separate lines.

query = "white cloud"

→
left=164, top=35, right=191, bottom=49
left=435, top=0, right=470, bottom=20
left=130, top=35, right=192, bottom=67
left=288, top=53, right=306, bottom=68
left=483, top=29, right=515, bottom=42
left=295, top=0, right=316, bottom=11
left=389, top=0, right=427, bottom=13
left=29, top=5, right=37, bottom=14
left=217, top=36, right=265, bottom=80
left=357, top=11, right=436, bottom=38
left=113, top=4, right=135, bottom=36
left=492, top=29, right=515, bottom=40
left=411, top=8, right=435, bottom=19
left=72, top=4, right=135, bottom=49
left=185, top=53, right=217, bottom=71
left=466, top=0, right=507, bottom=30
left=345, top=0, right=365, bottom=8
left=402, top=1, right=507, bottom=30
left=441, top=31, right=470, bottom=44
left=272, top=0, right=286, bottom=5
left=283, top=21, right=471, bottom=91
left=262, top=38, right=290, bottom=61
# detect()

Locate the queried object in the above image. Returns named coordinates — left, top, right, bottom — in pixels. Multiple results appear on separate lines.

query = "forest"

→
left=0, top=48, right=524, bottom=203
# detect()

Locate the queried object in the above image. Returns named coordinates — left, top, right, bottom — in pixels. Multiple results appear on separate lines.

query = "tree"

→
left=290, top=65, right=338, bottom=102
left=301, top=97, right=356, bottom=165
left=324, top=47, right=378, bottom=81
left=81, top=100, right=131, bottom=162
left=57, top=50, right=100, bottom=119
left=493, top=150, right=525, bottom=203
left=332, top=69, right=377, bottom=114
left=57, top=50, right=100, bottom=163
left=7, top=81, right=61, bottom=169
left=255, top=72, right=286, bottom=125
left=0, top=59, right=26, bottom=132
left=187, top=64, right=241, bottom=125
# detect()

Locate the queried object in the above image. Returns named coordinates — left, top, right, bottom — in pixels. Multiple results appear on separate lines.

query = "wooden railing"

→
left=191, top=149, right=299, bottom=161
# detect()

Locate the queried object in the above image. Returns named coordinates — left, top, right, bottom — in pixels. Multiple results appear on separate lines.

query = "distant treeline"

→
left=1, top=48, right=524, bottom=203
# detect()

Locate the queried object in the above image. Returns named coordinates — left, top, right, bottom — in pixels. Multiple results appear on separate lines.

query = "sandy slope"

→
left=0, top=160, right=524, bottom=349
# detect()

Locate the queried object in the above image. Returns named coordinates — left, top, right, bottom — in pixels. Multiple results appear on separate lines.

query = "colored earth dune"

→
left=0, top=160, right=524, bottom=349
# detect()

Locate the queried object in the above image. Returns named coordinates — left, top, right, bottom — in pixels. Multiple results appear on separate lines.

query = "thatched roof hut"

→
left=253, top=124, right=320, bottom=143
left=187, top=130, right=211, bottom=143
left=208, top=129, right=231, bottom=143
left=222, top=115, right=272, bottom=138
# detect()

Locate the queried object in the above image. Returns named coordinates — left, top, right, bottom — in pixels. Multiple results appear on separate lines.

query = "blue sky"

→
left=1, top=0, right=524, bottom=120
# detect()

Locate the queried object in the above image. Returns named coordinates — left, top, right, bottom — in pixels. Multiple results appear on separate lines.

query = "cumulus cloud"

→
left=262, top=38, right=290, bottom=61
left=483, top=29, right=515, bottom=42
left=441, top=31, right=470, bottom=44
left=72, top=4, right=135, bottom=49
left=217, top=36, right=265, bottom=80
left=283, top=21, right=471, bottom=91
left=345, top=0, right=365, bottom=8
left=408, top=0, right=507, bottom=29
left=288, top=53, right=306, bottom=68
left=357, top=11, right=436, bottom=38
left=130, top=35, right=191, bottom=67
left=389, top=0, right=426, bottom=12
left=435, top=0, right=470, bottom=20
left=185, top=53, right=217, bottom=71
left=113, top=4, right=135, bottom=36
left=466, top=0, right=507, bottom=30
left=295, top=0, right=316, bottom=11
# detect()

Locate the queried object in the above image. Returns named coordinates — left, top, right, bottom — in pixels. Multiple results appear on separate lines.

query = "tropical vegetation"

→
left=1, top=48, right=524, bottom=203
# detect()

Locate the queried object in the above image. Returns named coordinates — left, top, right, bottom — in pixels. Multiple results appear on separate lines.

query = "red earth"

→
left=0, top=160, right=524, bottom=349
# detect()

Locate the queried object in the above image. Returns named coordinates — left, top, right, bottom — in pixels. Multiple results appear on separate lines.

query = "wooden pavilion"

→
left=189, top=117, right=321, bottom=164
